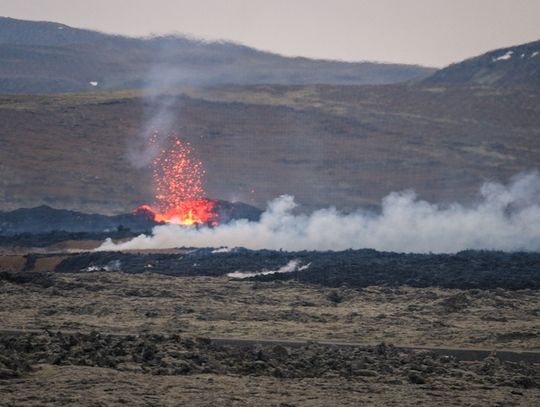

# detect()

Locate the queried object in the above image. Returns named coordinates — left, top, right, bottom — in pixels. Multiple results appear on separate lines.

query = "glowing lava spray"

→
left=135, top=132, right=218, bottom=225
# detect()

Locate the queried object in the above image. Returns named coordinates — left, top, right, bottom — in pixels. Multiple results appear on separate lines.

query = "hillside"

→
left=421, top=39, right=540, bottom=87
left=0, top=17, right=435, bottom=93
left=0, top=84, right=538, bottom=214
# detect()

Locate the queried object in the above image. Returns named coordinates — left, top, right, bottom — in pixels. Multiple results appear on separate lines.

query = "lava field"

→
left=10, top=248, right=540, bottom=290
left=1, top=331, right=538, bottom=386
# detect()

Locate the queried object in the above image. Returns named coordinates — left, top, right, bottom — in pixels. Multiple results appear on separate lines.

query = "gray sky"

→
left=1, top=0, right=539, bottom=67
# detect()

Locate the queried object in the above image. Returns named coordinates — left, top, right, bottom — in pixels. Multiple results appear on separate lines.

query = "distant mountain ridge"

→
left=0, top=16, right=110, bottom=46
left=421, top=39, right=540, bottom=87
left=0, top=17, right=435, bottom=93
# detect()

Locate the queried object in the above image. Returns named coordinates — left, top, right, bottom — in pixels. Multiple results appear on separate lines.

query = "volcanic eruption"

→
left=134, top=132, right=218, bottom=226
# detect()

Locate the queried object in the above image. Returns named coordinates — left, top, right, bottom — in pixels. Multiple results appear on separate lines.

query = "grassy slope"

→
left=0, top=85, right=539, bottom=213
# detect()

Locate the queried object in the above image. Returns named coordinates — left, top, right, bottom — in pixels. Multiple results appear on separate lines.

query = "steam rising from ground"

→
left=227, top=260, right=311, bottom=279
left=99, top=172, right=540, bottom=253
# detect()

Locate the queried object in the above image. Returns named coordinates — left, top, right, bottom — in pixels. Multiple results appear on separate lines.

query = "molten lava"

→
left=135, top=134, right=218, bottom=226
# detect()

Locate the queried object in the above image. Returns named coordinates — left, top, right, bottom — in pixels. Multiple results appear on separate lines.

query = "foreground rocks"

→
left=1, top=256, right=539, bottom=405
left=0, top=331, right=538, bottom=388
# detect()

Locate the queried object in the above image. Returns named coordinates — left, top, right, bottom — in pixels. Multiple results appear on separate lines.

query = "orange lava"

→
left=135, top=133, right=218, bottom=226
left=135, top=199, right=218, bottom=226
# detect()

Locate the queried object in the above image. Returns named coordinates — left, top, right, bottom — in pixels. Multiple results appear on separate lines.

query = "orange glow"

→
left=135, top=199, right=218, bottom=226
left=135, top=133, right=218, bottom=226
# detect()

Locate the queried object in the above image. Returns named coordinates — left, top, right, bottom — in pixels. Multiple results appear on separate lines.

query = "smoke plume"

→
left=227, top=260, right=311, bottom=279
left=98, top=172, right=540, bottom=253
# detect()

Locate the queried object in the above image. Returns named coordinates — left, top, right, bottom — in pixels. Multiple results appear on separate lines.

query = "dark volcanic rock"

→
left=0, top=271, right=56, bottom=288
left=408, top=371, right=426, bottom=384
left=0, top=205, right=156, bottom=235
left=0, top=202, right=262, bottom=238
left=48, top=248, right=540, bottom=290
left=0, top=348, right=31, bottom=379
left=0, top=332, right=538, bottom=388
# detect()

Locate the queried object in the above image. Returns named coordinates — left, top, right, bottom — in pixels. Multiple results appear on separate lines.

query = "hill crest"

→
left=421, top=39, right=540, bottom=87
left=0, top=17, right=435, bottom=93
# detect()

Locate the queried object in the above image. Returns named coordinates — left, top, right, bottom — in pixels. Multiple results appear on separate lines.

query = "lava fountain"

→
left=134, top=133, right=218, bottom=226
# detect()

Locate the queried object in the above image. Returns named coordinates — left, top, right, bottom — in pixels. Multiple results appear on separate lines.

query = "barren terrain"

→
left=1, top=271, right=539, bottom=350
left=1, top=85, right=539, bottom=213
left=0, top=269, right=539, bottom=406
left=1, top=331, right=539, bottom=407
left=3, top=367, right=536, bottom=407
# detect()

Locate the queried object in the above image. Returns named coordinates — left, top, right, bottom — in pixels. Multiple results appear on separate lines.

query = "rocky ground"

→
left=0, top=331, right=538, bottom=406
left=4, top=365, right=537, bottom=406
left=0, top=262, right=539, bottom=405
left=0, top=271, right=539, bottom=350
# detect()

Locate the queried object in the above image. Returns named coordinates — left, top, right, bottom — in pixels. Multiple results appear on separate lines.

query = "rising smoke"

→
left=99, top=171, right=540, bottom=253
left=127, top=39, right=201, bottom=168
left=227, top=260, right=311, bottom=279
left=127, top=88, right=178, bottom=168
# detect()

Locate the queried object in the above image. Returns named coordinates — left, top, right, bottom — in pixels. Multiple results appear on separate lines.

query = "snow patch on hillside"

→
left=492, top=51, right=513, bottom=62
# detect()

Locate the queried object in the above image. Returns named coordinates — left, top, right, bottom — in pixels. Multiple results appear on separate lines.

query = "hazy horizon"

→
left=1, top=0, right=540, bottom=67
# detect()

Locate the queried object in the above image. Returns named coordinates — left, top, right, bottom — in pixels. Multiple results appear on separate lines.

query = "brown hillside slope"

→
left=0, top=85, right=539, bottom=213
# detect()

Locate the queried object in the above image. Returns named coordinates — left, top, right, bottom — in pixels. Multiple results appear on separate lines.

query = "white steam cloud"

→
left=98, top=172, right=540, bottom=253
left=227, top=260, right=311, bottom=279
